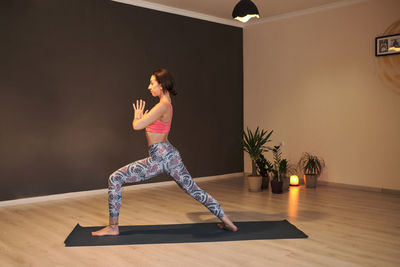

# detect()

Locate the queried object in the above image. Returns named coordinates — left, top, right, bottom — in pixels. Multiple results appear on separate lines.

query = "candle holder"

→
left=290, top=175, right=299, bottom=186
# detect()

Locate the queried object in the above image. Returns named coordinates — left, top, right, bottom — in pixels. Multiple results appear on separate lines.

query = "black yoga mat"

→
left=64, top=220, right=308, bottom=247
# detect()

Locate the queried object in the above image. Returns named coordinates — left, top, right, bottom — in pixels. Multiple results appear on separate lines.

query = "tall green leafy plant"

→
left=269, top=146, right=288, bottom=182
left=243, top=127, right=273, bottom=176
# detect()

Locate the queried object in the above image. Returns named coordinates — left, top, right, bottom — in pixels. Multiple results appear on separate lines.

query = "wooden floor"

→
left=0, top=175, right=399, bottom=267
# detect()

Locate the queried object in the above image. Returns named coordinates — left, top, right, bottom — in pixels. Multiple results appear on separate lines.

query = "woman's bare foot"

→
left=217, top=215, right=238, bottom=232
left=217, top=222, right=238, bottom=232
left=91, top=225, right=119, bottom=236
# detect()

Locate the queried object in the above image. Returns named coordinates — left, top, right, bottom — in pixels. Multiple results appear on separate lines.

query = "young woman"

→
left=92, top=69, right=237, bottom=236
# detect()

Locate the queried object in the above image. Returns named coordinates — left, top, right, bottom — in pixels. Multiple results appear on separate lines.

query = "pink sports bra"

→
left=145, top=102, right=173, bottom=133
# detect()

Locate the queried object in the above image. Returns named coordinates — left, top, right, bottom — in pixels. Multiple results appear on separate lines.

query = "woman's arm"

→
left=132, top=99, right=169, bottom=130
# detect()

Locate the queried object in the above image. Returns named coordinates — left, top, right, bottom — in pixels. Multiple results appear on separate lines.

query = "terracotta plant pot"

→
left=247, top=175, right=262, bottom=192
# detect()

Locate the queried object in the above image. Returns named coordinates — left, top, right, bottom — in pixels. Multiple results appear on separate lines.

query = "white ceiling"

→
left=113, top=0, right=368, bottom=27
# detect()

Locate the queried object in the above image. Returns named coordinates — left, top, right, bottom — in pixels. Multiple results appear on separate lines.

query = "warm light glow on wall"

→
left=290, top=175, right=299, bottom=186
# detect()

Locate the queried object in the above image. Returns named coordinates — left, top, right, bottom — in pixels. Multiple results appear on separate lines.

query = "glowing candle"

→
left=290, top=175, right=299, bottom=186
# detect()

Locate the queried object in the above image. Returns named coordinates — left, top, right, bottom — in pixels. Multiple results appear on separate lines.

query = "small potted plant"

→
left=256, top=153, right=270, bottom=190
left=298, top=152, right=325, bottom=188
left=280, top=159, right=290, bottom=192
left=268, top=146, right=286, bottom=194
left=243, top=127, right=273, bottom=192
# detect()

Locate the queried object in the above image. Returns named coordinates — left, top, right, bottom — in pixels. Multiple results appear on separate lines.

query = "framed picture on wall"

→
left=375, top=33, right=400, bottom=57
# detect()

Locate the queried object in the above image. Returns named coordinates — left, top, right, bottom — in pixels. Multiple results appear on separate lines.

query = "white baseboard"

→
left=0, top=172, right=244, bottom=207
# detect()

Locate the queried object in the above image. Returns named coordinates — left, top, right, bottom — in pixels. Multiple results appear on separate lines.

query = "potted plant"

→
left=256, top=153, right=270, bottom=190
left=298, top=152, right=325, bottom=188
left=243, top=127, right=273, bottom=192
left=269, top=146, right=282, bottom=193
left=267, top=145, right=291, bottom=193
left=280, top=159, right=290, bottom=192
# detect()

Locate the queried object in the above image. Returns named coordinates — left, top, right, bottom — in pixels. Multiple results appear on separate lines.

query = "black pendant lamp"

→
left=232, top=0, right=260, bottom=23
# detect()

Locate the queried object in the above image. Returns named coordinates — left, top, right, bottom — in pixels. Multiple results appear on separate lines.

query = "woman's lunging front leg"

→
left=92, top=157, right=164, bottom=236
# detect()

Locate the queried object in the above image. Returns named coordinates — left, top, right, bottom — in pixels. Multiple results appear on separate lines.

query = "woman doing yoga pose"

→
left=92, top=69, right=237, bottom=236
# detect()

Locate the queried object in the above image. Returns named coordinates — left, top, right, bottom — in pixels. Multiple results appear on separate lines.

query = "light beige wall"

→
left=243, top=0, right=400, bottom=190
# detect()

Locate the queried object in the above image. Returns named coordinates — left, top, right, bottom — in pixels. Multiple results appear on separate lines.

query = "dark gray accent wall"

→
left=0, top=0, right=243, bottom=201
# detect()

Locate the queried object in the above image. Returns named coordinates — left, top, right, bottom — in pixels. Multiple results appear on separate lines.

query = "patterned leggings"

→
left=108, top=142, right=226, bottom=219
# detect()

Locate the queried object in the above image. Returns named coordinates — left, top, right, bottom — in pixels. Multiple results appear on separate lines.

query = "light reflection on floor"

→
left=288, top=186, right=300, bottom=218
